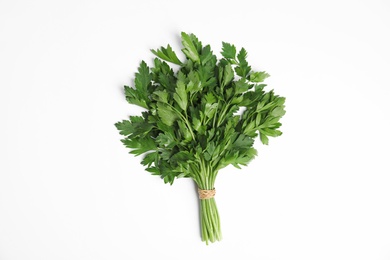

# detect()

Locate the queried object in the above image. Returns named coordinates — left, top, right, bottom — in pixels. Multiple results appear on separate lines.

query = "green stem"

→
left=216, top=101, right=231, bottom=127
left=212, top=101, right=219, bottom=128
left=167, top=103, right=196, bottom=141
left=196, top=161, right=222, bottom=244
left=199, top=197, right=221, bottom=244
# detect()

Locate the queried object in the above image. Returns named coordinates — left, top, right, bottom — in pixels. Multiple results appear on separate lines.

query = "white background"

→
left=1, top=0, right=390, bottom=259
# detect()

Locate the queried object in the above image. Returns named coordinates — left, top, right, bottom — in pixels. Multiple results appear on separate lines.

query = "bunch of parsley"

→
left=115, top=32, right=286, bottom=244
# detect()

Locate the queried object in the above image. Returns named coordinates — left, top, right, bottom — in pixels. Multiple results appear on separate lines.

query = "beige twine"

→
left=198, top=188, right=216, bottom=200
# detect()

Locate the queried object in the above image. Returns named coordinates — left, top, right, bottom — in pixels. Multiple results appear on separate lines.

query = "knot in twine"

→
left=198, top=188, right=216, bottom=200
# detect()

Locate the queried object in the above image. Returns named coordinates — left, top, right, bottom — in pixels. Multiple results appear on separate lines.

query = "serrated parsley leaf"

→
left=153, top=90, right=169, bottom=103
left=270, top=106, right=286, bottom=117
left=156, top=133, right=176, bottom=148
left=260, top=128, right=282, bottom=137
left=141, top=152, right=158, bottom=167
left=232, top=134, right=254, bottom=149
left=151, top=44, right=182, bottom=65
left=124, top=85, right=148, bottom=109
left=235, top=48, right=251, bottom=78
left=218, top=64, right=234, bottom=88
left=249, top=71, right=270, bottom=83
left=115, top=120, right=133, bottom=136
left=234, top=78, right=249, bottom=94
left=259, top=132, right=269, bottom=145
left=121, top=136, right=156, bottom=156
left=135, top=61, right=152, bottom=99
left=232, top=148, right=257, bottom=168
left=181, top=32, right=200, bottom=63
left=173, top=81, right=188, bottom=111
left=221, top=42, right=236, bottom=60
left=157, top=102, right=178, bottom=126
left=200, top=45, right=214, bottom=65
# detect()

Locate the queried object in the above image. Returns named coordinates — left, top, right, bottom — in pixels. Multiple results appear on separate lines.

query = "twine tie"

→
left=198, top=188, right=216, bottom=200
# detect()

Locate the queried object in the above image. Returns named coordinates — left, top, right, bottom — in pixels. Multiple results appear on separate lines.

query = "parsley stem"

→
left=212, top=101, right=219, bottom=128
left=167, top=103, right=196, bottom=141
left=200, top=197, right=221, bottom=244
left=196, top=161, right=221, bottom=244
left=216, top=102, right=231, bottom=127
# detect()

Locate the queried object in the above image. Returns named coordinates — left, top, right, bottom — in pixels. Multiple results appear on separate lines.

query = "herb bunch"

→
left=115, top=32, right=286, bottom=244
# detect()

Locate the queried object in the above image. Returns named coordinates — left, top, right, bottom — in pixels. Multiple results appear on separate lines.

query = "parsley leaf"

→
left=121, top=136, right=156, bottom=156
left=235, top=47, right=251, bottom=78
left=221, top=42, right=236, bottom=60
left=249, top=71, right=270, bottom=82
left=173, top=81, right=188, bottom=111
left=151, top=44, right=182, bottom=65
left=135, top=61, right=152, bottom=100
left=124, top=86, right=148, bottom=109
left=181, top=32, right=200, bottom=63
left=157, top=102, right=178, bottom=126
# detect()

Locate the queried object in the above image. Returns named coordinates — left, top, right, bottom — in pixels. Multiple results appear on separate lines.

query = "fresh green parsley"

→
left=115, top=32, right=286, bottom=244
